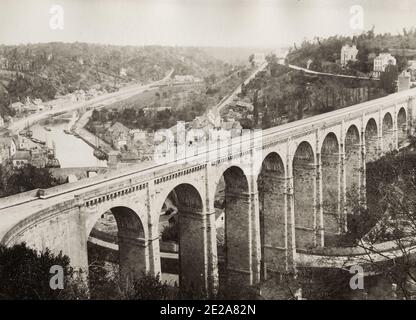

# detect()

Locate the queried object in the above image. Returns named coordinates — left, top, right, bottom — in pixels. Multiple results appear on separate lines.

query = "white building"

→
left=10, top=101, right=24, bottom=114
left=173, top=75, right=201, bottom=83
left=0, top=57, right=8, bottom=69
left=0, top=137, right=16, bottom=164
left=373, top=53, right=397, bottom=75
left=407, top=60, right=416, bottom=81
left=120, top=68, right=127, bottom=77
left=340, top=44, right=358, bottom=67
left=253, top=53, right=266, bottom=66
left=130, top=129, right=146, bottom=142
left=17, top=135, right=31, bottom=150
left=408, top=60, right=416, bottom=70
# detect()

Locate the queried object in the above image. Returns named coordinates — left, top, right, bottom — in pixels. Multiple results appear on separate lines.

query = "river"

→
left=30, top=112, right=107, bottom=168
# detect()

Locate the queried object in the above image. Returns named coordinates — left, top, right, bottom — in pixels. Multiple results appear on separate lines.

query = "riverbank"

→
left=71, top=109, right=115, bottom=157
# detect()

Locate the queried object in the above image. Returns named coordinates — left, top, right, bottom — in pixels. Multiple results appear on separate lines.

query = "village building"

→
left=0, top=137, right=17, bottom=164
left=253, top=53, right=266, bottom=66
left=407, top=60, right=416, bottom=81
left=10, top=101, right=24, bottom=114
left=0, top=57, right=8, bottom=69
left=373, top=53, right=397, bottom=77
left=173, top=75, right=201, bottom=84
left=340, top=44, right=358, bottom=67
left=130, top=129, right=146, bottom=142
left=120, top=68, right=127, bottom=77
left=12, top=150, right=31, bottom=168
left=30, top=148, right=47, bottom=168
left=105, top=122, right=130, bottom=150
left=220, top=119, right=243, bottom=136
left=17, top=135, right=31, bottom=150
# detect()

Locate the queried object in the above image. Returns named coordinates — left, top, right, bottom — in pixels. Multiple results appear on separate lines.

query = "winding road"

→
left=287, top=63, right=379, bottom=81
left=8, top=69, right=174, bottom=134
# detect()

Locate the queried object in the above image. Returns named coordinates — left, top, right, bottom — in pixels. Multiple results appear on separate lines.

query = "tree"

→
left=0, top=243, right=87, bottom=299
left=253, top=89, right=259, bottom=126
left=161, top=221, right=179, bottom=242
left=249, top=54, right=255, bottom=67
left=3, top=164, right=60, bottom=196
left=128, top=272, right=172, bottom=300
left=379, top=64, right=399, bottom=94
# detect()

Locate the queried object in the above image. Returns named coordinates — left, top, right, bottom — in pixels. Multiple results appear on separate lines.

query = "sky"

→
left=1, top=0, right=416, bottom=48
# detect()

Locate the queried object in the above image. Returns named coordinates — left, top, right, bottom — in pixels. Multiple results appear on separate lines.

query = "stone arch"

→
left=293, top=141, right=316, bottom=250
left=257, top=152, right=286, bottom=276
left=397, top=107, right=407, bottom=147
left=365, top=118, right=378, bottom=163
left=158, top=183, right=206, bottom=292
left=87, top=205, right=147, bottom=289
left=213, top=165, right=253, bottom=285
left=320, top=132, right=341, bottom=244
left=382, top=112, right=394, bottom=152
left=344, top=125, right=361, bottom=214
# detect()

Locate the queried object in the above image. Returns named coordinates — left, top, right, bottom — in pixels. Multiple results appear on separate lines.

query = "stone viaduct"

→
left=0, top=88, right=415, bottom=294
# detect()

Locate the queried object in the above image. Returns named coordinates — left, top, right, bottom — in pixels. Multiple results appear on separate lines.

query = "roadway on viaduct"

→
left=0, top=88, right=415, bottom=293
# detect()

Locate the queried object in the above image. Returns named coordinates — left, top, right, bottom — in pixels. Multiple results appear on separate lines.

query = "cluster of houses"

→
left=188, top=112, right=243, bottom=141
left=102, top=122, right=146, bottom=151
left=98, top=122, right=154, bottom=162
left=9, top=87, right=106, bottom=119
left=101, top=106, right=246, bottom=164
left=10, top=97, right=46, bottom=116
left=0, top=134, right=54, bottom=168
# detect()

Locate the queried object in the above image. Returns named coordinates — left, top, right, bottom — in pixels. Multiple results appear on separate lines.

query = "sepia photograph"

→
left=1, top=0, right=416, bottom=306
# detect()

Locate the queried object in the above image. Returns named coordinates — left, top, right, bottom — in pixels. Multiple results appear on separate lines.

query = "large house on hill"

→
left=373, top=53, right=397, bottom=77
left=340, top=44, right=358, bottom=67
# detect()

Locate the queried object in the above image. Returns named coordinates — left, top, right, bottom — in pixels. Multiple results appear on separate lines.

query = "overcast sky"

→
left=1, top=0, right=416, bottom=47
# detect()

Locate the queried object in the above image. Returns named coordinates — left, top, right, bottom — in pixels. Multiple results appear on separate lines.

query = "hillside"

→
left=286, top=28, right=415, bottom=75
left=0, top=43, right=233, bottom=117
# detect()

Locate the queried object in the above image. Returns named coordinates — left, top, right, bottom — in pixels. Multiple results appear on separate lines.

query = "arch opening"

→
left=320, top=133, right=341, bottom=245
left=397, top=108, right=407, bottom=147
left=213, top=166, right=252, bottom=286
left=257, top=152, right=285, bottom=279
left=344, top=125, right=361, bottom=218
left=293, top=141, right=316, bottom=250
left=365, top=118, right=378, bottom=163
left=87, top=206, right=146, bottom=298
left=382, top=113, right=394, bottom=152
left=158, top=183, right=205, bottom=296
